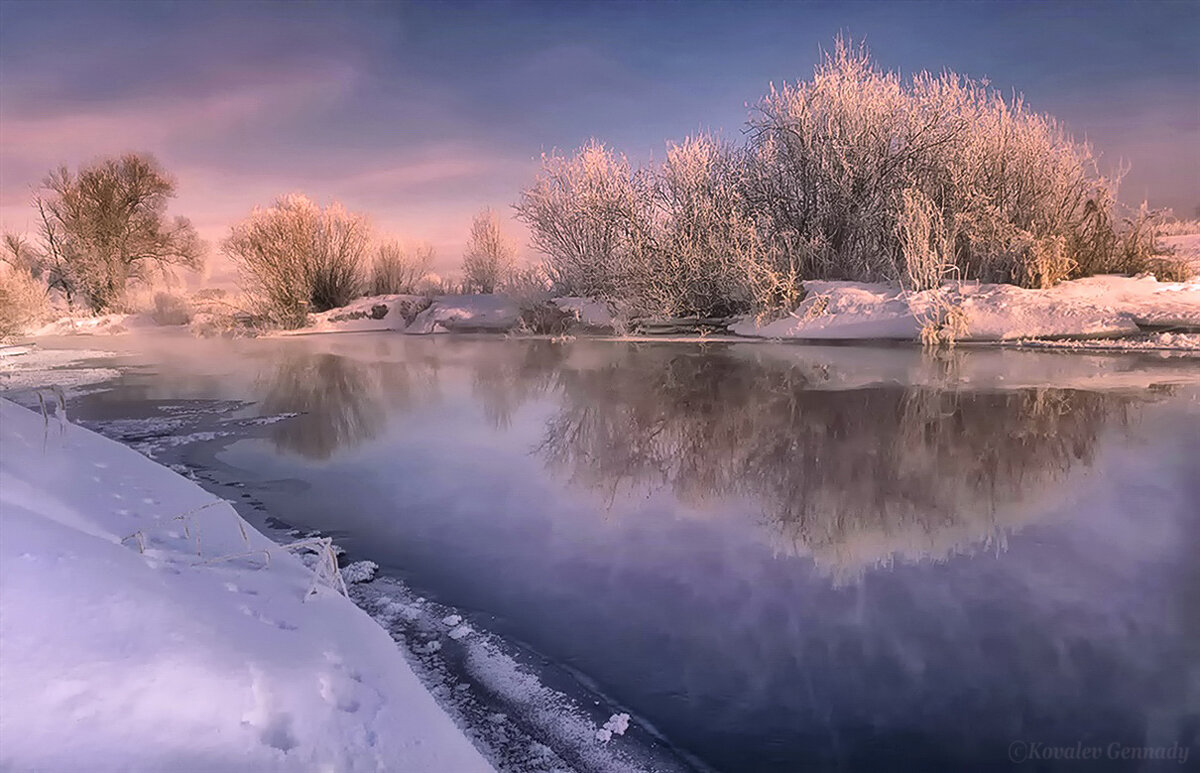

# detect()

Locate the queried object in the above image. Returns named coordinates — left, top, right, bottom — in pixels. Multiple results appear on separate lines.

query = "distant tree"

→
left=34, top=153, right=204, bottom=311
left=370, top=240, right=434, bottom=295
left=461, top=208, right=516, bottom=293
left=224, top=194, right=370, bottom=328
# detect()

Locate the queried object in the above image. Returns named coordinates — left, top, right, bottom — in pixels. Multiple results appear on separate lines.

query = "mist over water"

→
left=48, top=334, right=1200, bottom=772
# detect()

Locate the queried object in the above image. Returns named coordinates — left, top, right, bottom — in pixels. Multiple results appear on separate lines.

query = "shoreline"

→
left=0, top=397, right=496, bottom=773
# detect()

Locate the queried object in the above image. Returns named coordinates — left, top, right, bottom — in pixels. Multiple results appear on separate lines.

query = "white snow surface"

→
left=281, top=294, right=428, bottom=335
left=731, top=275, right=1200, bottom=342
left=0, top=398, right=492, bottom=773
left=406, top=295, right=522, bottom=335
left=31, top=313, right=158, bottom=337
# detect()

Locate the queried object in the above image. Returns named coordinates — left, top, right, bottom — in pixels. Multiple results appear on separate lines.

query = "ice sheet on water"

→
left=355, top=576, right=690, bottom=773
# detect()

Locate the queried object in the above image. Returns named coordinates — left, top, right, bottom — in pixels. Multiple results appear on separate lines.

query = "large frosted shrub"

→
left=514, top=141, right=648, bottom=297
left=516, top=38, right=1174, bottom=319
left=747, top=39, right=1160, bottom=289
left=224, top=194, right=369, bottom=328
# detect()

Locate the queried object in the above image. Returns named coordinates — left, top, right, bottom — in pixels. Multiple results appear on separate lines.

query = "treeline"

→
left=2, top=39, right=1185, bottom=337
left=514, top=39, right=1177, bottom=318
left=1, top=159, right=520, bottom=331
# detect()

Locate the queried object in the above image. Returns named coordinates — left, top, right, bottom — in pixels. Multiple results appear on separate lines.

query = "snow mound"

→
left=733, top=275, right=1200, bottom=343
left=406, top=295, right=521, bottom=334
left=0, top=399, right=492, bottom=773
left=32, top=313, right=158, bottom=337
left=596, top=713, right=631, bottom=743
left=281, top=294, right=430, bottom=336
left=341, top=560, right=379, bottom=584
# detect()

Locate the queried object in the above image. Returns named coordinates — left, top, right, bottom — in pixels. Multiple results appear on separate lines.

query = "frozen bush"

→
left=636, top=135, right=789, bottom=317
left=1157, top=218, right=1200, bottom=237
left=520, top=136, right=797, bottom=318
left=461, top=208, right=516, bottom=293
left=370, top=240, right=434, bottom=295
left=746, top=38, right=1156, bottom=289
left=0, top=267, right=47, bottom=340
left=223, top=194, right=370, bottom=328
left=515, top=141, right=649, bottom=297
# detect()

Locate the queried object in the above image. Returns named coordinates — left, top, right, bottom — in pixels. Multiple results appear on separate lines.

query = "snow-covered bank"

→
left=21, top=271, right=1200, bottom=351
left=730, top=275, right=1200, bottom=343
left=297, top=275, right=1198, bottom=347
left=0, top=399, right=492, bottom=773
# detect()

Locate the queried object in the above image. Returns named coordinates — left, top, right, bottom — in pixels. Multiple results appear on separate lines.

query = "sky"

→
left=1, top=0, right=1197, bottom=281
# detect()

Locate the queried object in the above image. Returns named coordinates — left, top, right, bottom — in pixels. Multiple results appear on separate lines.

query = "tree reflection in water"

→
left=252, top=339, right=1150, bottom=576
left=536, top=348, right=1142, bottom=578
left=258, top=349, right=440, bottom=460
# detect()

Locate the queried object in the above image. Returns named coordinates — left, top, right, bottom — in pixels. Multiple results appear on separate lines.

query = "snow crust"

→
left=0, top=398, right=492, bottom=773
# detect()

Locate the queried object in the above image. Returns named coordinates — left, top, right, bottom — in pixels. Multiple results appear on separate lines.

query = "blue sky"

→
left=1, top=0, right=1196, bottom=274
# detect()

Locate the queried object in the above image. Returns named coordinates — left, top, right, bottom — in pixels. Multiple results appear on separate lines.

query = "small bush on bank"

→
left=0, top=268, right=48, bottom=340
left=223, top=194, right=369, bottom=328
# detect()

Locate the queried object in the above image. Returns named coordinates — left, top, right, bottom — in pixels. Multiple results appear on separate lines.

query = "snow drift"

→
left=0, top=398, right=492, bottom=773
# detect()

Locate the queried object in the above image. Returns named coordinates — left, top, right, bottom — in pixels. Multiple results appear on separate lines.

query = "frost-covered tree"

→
left=370, top=240, right=434, bottom=295
left=461, top=208, right=516, bottom=294
left=514, top=141, right=649, bottom=297
left=224, top=194, right=370, bottom=328
left=33, top=154, right=204, bottom=311
left=1, top=233, right=41, bottom=277
left=745, top=37, right=1157, bottom=288
left=639, top=134, right=793, bottom=317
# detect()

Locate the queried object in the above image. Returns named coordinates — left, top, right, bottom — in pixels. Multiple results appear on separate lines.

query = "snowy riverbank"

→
left=264, top=273, right=1200, bottom=347
left=0, top=398, right=493, bottom=772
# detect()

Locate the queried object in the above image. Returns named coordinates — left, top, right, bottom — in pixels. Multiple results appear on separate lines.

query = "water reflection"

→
left=250, top=341, right=1148, bottom=574
left=258, top=348, right=440, bottom=459
left=469, top=341, right=567, bottom=429
left=539, top=349, right=1140, bottom=576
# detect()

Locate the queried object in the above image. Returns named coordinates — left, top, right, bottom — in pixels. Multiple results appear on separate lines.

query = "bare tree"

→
left=223, top=194, right=370, bottom=328
left=1, top=233, right=42, bottom=276
left=461, top=208, right=516, bottom=293
left=371, top=240, right=434, bottom=295
left=34, top=153, right=204, bottom=311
